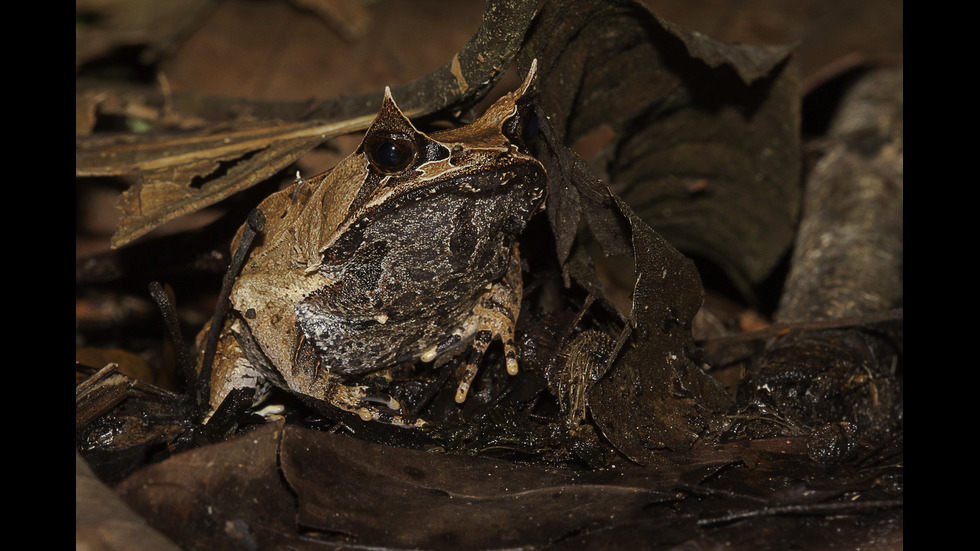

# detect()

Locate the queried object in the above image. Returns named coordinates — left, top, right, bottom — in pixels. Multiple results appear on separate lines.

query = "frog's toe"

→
left=455, top=330, right=492, bottom=403
left=353, top=405, right=427, bottom=428
left=325, top=385, right=425, bottom=428
left=359, top=392, right=402, bottom=412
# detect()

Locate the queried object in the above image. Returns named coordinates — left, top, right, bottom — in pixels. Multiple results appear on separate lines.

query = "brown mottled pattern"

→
left=203, top=63, right=546, bottom=426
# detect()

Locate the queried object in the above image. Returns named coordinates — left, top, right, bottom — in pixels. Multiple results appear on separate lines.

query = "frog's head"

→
left=320, top=60, right=547, bottom=260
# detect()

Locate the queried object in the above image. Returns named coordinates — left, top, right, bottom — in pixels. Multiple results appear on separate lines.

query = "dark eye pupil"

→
left=364, top=133, right=416, bottom=173
left=375, top=141, right=403, bottom=167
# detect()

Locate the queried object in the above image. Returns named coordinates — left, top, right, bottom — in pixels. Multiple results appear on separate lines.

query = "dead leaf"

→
left=76, top=0, right=539, bottom=248
left=114, top=421, right=297, bottom=550
left=116, top=422, right=735, bottom=549
left=532, top=104, right=731, bottom=460
left=110, top=423, right=902, bottom=549
left=76, top=452, right=181, bottom=551
left=79, top=120, right=342, bottom=248
left=586, top=198, right=733, bottom=461
left=521, top=0, right=802, bottom=293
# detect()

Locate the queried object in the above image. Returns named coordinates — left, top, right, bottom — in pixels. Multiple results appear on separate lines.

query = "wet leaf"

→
left=532, top=105, right=632, bottom=281
left=115, top=422, right=732, bottom=549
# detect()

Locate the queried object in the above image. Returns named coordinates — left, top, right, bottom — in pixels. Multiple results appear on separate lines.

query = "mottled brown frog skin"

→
left=200, top=64, right=546, bottom=427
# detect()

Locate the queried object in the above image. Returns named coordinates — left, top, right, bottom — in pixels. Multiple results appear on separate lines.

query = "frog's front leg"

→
left=453, top=243, right=524, bottom=403
left=276, top=334, right=420, bottom=427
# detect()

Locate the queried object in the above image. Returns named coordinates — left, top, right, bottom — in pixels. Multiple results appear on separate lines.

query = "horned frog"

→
left=198, top=63, right=546, bottom=427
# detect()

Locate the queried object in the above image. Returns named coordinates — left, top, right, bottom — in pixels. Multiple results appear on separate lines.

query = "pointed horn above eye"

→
left=364, top=85, right=419, bottom=139
left=517, top=58, right=538, bottom=96
left=382, top=86, right=397, bottom=108
left=377, top=85, right=408, bottom=122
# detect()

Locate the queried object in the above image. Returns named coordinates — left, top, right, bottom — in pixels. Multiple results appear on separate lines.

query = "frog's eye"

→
left=364, top=133, right=417, bottom=174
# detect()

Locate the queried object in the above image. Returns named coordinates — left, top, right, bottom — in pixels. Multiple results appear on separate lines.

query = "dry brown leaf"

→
left=76, top=0, right=538, bottom=248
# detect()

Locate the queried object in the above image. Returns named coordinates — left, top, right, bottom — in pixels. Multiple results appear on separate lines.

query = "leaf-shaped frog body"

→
left=202, top=64, right=546, bottom=426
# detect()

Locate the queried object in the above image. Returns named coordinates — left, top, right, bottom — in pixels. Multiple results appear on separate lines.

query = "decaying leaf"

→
left=281, top=424, right=689, bottom=548
left=547, top=329, right=615, bottom=427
